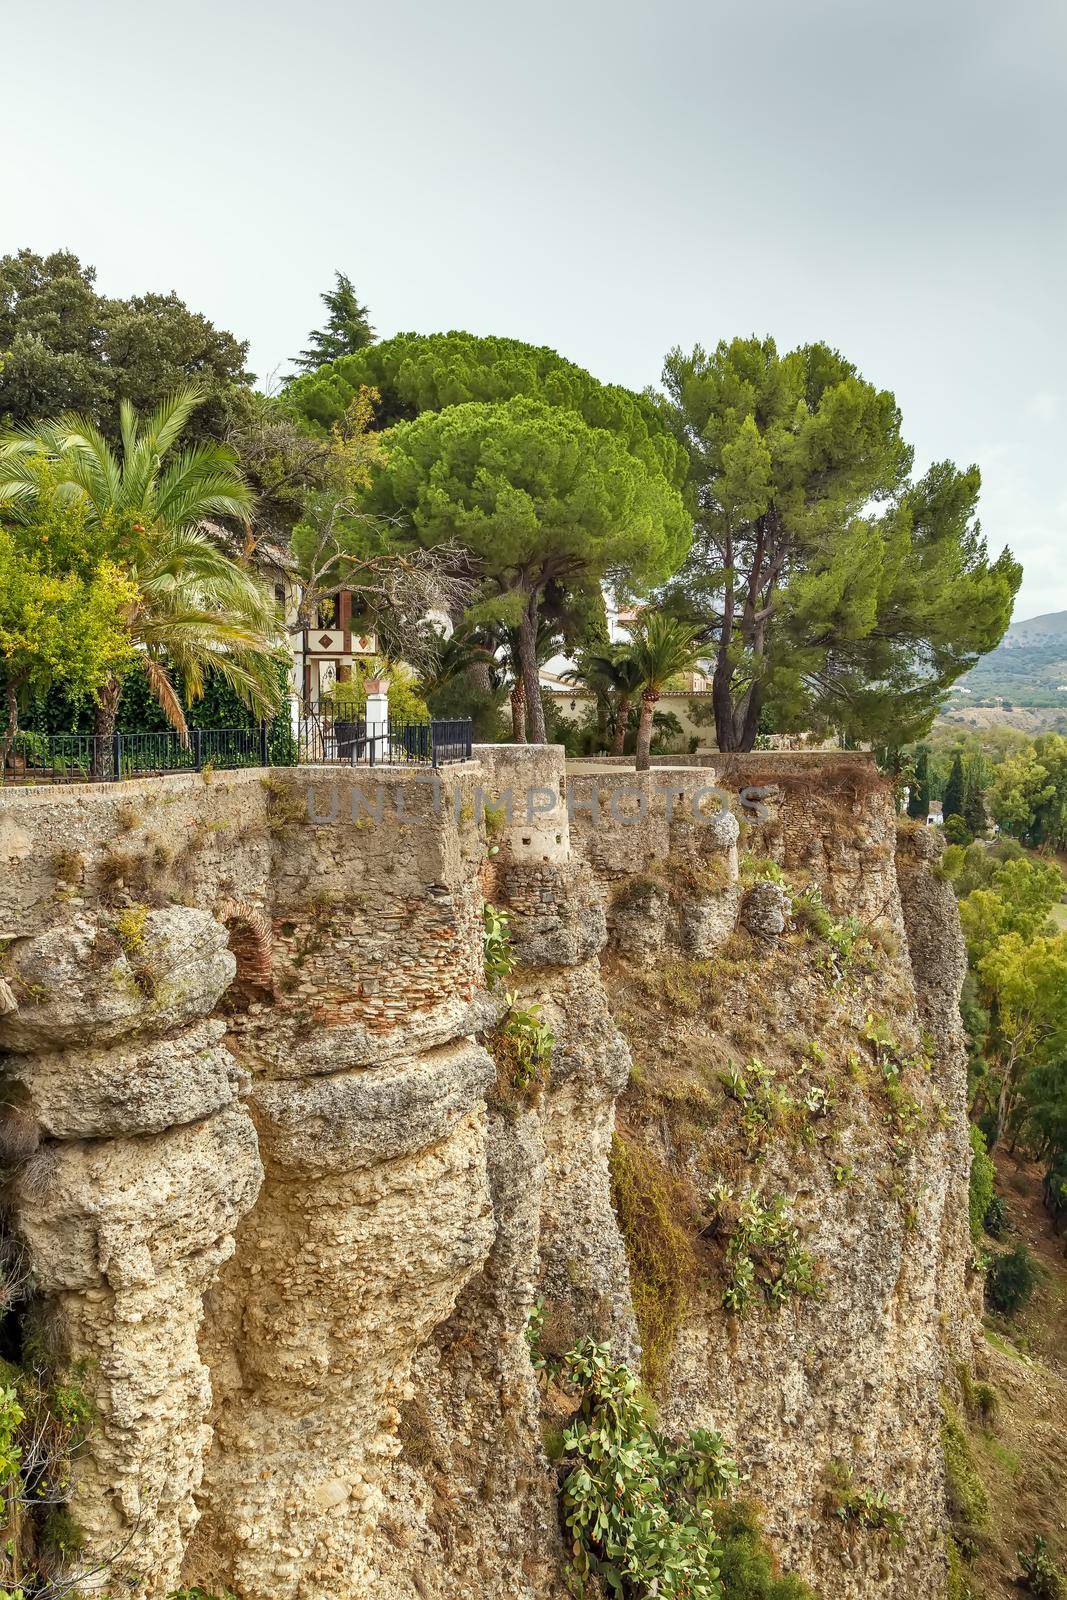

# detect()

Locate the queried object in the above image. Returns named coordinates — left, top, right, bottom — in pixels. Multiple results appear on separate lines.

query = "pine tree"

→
left=943, top=752, right=966, bottom=823
left=907, top=745, right=931, bottom=819
left=292, top=272, right=375, bottom=373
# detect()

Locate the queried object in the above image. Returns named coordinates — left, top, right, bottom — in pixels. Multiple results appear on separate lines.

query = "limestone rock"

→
left=4, top=1019, right=245, bottom=1139
left=0, top=909, right=235, bottom=1053
left=14, top=1105, right=262, bottom=1593
left=740, top=879, right=791, bottom=938
left=15, top=1104, right=262, bottom=1294
left=251, top=1039, right=494, bottom=1174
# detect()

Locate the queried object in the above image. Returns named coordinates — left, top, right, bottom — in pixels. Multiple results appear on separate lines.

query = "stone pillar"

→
left=365, top=678, right=390, bottom=762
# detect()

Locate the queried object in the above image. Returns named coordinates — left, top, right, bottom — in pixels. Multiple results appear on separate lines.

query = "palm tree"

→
left=624, top=615, right=705, bottom=771
left=0, top=387, right=286, bottom=751
left=568, top=646, right=647, bottom=757
left=417, top=624, right=497, bottom=699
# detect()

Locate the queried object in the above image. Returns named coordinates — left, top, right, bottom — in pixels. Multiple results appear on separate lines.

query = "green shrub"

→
left=482, top=901, right=515, bottom=983
left=705, top=1183, right=819, bottom=1316
left=556, top=1337, right=740, bottom=1599
left=323, top=663, right=430, bottom=723
left=986, top=1245, right=1040, bottom=1315
left=968, top=1124, right=996, bottom=1242
left=1019, top=1535, right=1067, bottom=1599
left=740, top=855, right=786, bottom=887
left=983, top=1191, right=1009, bottom=1238
left=712, top=1501, right=815, bottom=1598
left=0, top=1350, right=96, bottom=1592
left=39, top=1505, right=84, bottom=1561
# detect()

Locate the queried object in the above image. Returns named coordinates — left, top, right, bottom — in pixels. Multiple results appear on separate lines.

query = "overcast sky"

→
left=5, top=0, right=1065, bottom=619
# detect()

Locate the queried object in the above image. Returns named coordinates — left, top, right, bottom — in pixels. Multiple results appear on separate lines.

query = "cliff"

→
left=0, top=747, right=977, bottom=1599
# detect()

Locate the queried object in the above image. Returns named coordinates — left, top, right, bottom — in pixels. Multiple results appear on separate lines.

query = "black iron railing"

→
left=294, top=709, right=473, bottom=768
left=1, top=716, right=473, bottom=786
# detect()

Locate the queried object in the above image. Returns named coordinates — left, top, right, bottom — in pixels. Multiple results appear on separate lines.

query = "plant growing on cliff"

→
left=482, top=901, right=516, bottom=984
left=487, top=996, right=553, bottom=1101
left=555, top=1337, right=741, bottom=1599
left=824, top=1461, right=907, bottom=1543
left=792, top=886, right=862, bottom=982
left=609, top=1134, right=698, bottom=1392
left=704, top=1183, right=818, bottom=1315
left=1019, top=1536, right=1067, bottom=1599
left=0, top=1344, right=95, bottom=1597
left=941, top=1403, right=989, bottom=1558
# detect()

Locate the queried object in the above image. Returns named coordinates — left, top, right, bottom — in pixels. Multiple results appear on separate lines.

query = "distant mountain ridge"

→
left=954, top=610, right=1067, bottom=708
left=999, top=610, right=1067, bottom=646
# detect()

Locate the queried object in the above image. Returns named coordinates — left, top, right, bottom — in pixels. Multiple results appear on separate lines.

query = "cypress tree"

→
left=943, top=752, right=966, bottom=823
left=963, top=757, right=989, bottom=837
left=907, top=745, right=930, bottom=819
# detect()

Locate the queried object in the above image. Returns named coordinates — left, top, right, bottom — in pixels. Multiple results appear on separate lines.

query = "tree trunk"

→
left=611, top=694, right=630, bottom=757
left=468, top=661, right=493, bottom=698
left=510, top=678, right=527, bottom=743
left=738, top=684, right=763, bottom=752
left=635, top=690, right=657, bottom=772
left=93, top=676, right=123, bottom=779
left=594, top=690, right=609, bottom=752
left=517, top=591, right=546, bottom=744
left=1, top=680, right=19, bottom=776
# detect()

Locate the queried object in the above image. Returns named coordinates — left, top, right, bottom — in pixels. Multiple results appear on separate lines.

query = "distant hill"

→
left=1000, top=611, right=1067, bottom=645
left=951, top=610, right=1067, bottom=710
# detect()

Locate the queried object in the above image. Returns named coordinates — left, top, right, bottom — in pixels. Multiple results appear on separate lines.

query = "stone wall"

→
left=0, top=750, right=977, bottom=1600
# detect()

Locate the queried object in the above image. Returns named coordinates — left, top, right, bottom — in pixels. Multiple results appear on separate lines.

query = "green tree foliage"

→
left=0, top=387, right=284, bottom=741
left=0, top=249, right=249, bottom=435
left=907, top=744, right=931, bottom=819
left=968, top=1124, right=997, bottom=1242
left=284, top=329, right=689, bottom=489
left=661, top=337, right=1020, bottom=750
left=959, top=855, right=1063, bottom=962
left=363, top=396, right=691, bottom=742
left=291, top=271, right=376, bottom=374
left=0, top=476, right=136, bottom=752
left=943, top=753, right=966, bottom=827
left=986, top=1244, right=1040, bottom=1315
left=962, top=754, right=990, bottom=838
left=957, top=849, right=1067, bottom=1149
left=567, top=645, right=647, bottom=756
left=977, top=933, right=1067, bottom=1144
left=989, top=734, right=1067, bottom=850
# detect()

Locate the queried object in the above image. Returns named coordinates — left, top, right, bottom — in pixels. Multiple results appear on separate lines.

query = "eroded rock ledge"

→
left=0, top=750, right=975, bottom=1599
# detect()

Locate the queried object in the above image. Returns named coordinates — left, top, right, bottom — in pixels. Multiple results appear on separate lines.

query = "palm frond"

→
left=142, top=385, right=209, bottom=461
left=141, top=656, right=190, bottom=740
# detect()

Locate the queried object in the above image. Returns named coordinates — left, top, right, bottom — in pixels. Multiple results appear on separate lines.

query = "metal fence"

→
left=294, top=710, right=473, bottom=768
left=1, top=715, right=473, bottom=786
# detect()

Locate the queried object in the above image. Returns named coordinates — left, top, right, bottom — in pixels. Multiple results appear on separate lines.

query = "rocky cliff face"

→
left=0, top=750, right=976, bottom=1599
